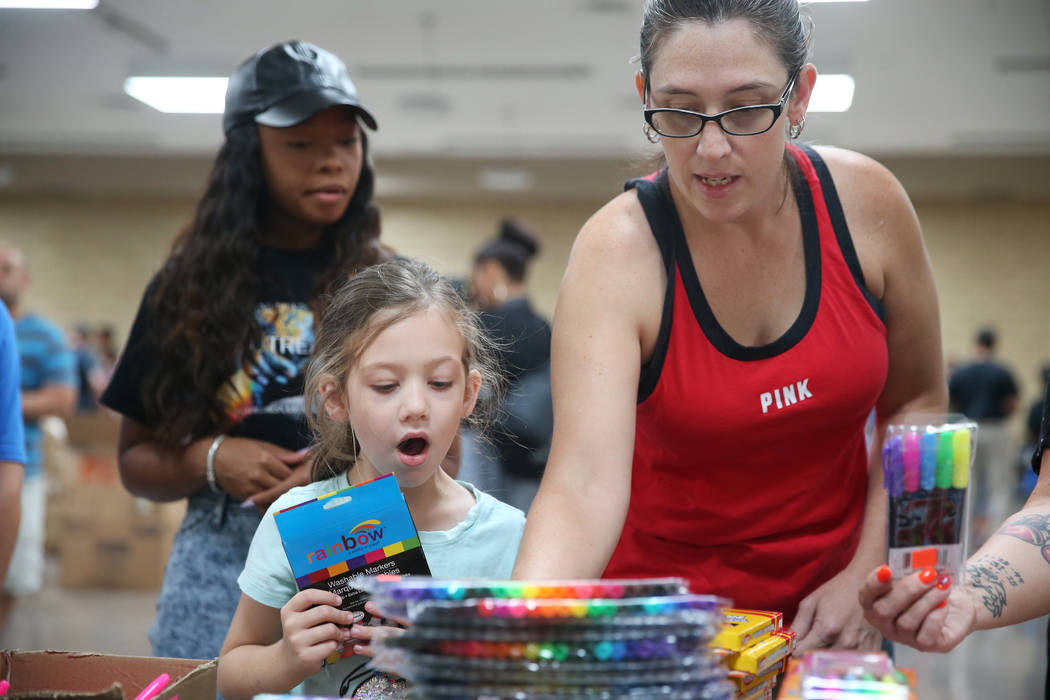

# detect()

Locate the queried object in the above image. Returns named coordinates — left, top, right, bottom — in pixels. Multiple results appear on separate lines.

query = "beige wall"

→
left=1, top=190, right=1047, bottom=436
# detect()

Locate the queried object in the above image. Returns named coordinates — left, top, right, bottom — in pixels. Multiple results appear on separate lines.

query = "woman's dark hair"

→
left=142, top=122, right=388, bottom=450
left=639, top=0, right=813, bottom=91
left=473, top=218, right=541, bottom=283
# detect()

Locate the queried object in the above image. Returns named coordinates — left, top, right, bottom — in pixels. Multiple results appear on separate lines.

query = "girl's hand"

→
left=349, top=600, right=410, bottom=657
left=277, top=589, right=362, bottom=676
left=210, top=437, right=310, bottom=502
left=858, top=565, right=978, bottom=652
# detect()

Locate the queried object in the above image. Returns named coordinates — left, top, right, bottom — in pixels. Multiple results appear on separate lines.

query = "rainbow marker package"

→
left=881, top=414, right=977, bottom=581
left=274, top=473, right=430, bottom=663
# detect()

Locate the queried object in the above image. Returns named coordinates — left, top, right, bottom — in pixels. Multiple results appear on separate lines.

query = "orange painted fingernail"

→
left=876, top=565, right=892, bottom=583
left=937, top=600, right=947, bottom=609
left=936, top=574, right=952, bottom=590
left=918, top=567, right=938, bottom=585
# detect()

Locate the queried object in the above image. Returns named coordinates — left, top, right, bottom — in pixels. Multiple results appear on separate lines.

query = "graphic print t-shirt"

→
left=101, top=246, right=326, bottom=453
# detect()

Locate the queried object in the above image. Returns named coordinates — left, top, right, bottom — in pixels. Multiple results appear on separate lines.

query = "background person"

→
left=0, top=244, right=76, bottom=636
left=1019, top=363, right=1050, bottom=499
left=949, top=327, right=1020, bottom=544
left=0, top=302, right=26, bottom=634
left=512, top=0, right=947, bottom=654
left=70, top=323, right=106, bottom=412
left=468, top=218, right=552, bottom=512
left=100, top=40, right=390, bottom=660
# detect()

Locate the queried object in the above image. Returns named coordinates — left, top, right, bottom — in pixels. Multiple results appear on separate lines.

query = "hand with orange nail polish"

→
left=859, top=562, right=978, bottom=654
left=876, top=564, right=892, bottom=583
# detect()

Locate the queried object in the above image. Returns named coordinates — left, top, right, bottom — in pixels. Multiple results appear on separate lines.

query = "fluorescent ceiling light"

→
left=478, top=168, right=534, bottom=192
left=808, top=74, right=855, bottom=112
left=0, top=0, right=97, bottom=7
left=124, top=77, right=228, bottom=114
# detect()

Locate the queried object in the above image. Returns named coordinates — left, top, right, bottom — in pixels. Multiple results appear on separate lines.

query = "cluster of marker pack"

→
left=794, top=651, right=912, bottom=699
left=881, top=414, right=978, bottom=581
left=359, top=576, right=737, bottom=699
left=708, top=609, right=795, bottom=700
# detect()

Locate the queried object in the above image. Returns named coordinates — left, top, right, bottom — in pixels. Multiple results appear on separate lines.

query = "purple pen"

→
left=882, top=435, right=903, bottom=497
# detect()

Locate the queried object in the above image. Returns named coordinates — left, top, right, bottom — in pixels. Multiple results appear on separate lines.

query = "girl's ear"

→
left=461, top=368, right=483, bottom=418
left=635, top=70, right=646, bottom=104
left=320, top=376, right=349, bottom=423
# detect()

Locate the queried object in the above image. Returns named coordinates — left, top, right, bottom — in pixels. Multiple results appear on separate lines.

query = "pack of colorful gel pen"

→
left=274, top=473, right=430, bottom=663
left=358, top=575, right=735, bottom=699
left=355, top=575, right=692, bottom=619
left=881, top=414, right=977, bottom=581
left=800, top=651, right=911, bottom=699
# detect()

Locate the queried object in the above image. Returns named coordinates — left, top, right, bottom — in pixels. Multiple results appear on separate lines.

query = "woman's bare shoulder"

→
left=558, top=188, right=666, bottom=345
left=814, top=146, right=913, bottom=217
left=571, top=189, right=662, bottom=270
left=814, top=146, right=922, bottom=283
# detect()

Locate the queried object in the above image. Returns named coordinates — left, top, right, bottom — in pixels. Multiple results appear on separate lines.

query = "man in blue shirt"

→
left=0, top=245, right=74, bottom=635
left=0, top=302, right=26, bottom=599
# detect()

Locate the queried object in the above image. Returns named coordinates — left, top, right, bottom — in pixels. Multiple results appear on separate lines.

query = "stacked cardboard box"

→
left=42, top=413, right=184, bottom=590
left=710, top=608, right=796, bottom=700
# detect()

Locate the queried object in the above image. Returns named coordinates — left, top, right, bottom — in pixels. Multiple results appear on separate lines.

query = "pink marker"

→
left=903, top=432, right=920, bottom=492
left=133, top=673, right=170, bottom=700
left=0, top=680, right=10, bottom=696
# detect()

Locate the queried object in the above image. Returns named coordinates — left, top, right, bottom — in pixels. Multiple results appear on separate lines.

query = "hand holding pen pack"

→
left=881, top=414, right=977, bottom=582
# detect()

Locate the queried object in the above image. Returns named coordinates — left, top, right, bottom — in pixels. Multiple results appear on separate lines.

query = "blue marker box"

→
left=881, top=414, right=977, bottom=581
left=274, top=473, right=430, bottom=662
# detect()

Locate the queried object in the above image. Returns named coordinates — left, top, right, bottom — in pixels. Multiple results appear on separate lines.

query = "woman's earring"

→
left=789, top=115, right=806, bottom=140
left=643, top=123, right=660, bottom=144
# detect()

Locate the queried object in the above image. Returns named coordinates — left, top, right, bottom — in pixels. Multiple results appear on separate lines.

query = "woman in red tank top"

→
left=513, top=0, right=947, bottom=654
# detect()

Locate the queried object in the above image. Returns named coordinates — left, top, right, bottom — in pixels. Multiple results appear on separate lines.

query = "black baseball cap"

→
left=223, top=40, right=377, bottom=135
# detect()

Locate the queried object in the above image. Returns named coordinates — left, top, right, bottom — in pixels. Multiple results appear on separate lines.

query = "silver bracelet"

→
left=206, top=434, right=227, bottom=494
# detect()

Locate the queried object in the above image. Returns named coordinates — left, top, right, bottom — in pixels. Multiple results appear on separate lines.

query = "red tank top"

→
left=604, top=144, right=888, bottom=623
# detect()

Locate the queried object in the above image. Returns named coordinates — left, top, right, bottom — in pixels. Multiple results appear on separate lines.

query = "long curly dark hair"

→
left=142, top=122, right=388, bottom=451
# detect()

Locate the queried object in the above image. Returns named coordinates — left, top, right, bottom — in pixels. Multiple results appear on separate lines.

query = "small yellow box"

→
left=709, top=608, right=782, bottom=651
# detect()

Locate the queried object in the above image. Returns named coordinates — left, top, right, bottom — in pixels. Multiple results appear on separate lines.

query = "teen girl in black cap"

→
left=101, top=40, right=390, bottom=660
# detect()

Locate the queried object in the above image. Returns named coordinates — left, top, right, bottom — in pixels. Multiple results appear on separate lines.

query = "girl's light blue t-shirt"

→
left=238, top=474, right=526, bottom=697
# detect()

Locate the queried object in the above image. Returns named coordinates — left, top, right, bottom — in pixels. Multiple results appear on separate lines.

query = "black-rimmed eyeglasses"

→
left=643, top=74, right=797, bottom=138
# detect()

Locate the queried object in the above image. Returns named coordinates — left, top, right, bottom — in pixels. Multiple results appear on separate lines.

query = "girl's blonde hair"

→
left=305, top=258, right=504, bottom=481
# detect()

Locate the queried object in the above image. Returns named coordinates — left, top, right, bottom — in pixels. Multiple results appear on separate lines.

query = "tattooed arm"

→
left=857, top=451, right=1050, bottom=652
left=963, top=507, right=1050, bottom=629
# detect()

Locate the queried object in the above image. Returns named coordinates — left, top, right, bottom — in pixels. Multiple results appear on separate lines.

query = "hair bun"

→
left=498, top=218, right=540, bottom=258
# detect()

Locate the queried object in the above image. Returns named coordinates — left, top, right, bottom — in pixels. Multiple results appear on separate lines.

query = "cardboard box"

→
left=42, top=416, right=122, bottom=554
left=0, top=650, right=215, bottom=700
left=57, top=484, right=184, bottom=590
left=64, top=413, right=122, bottom=451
